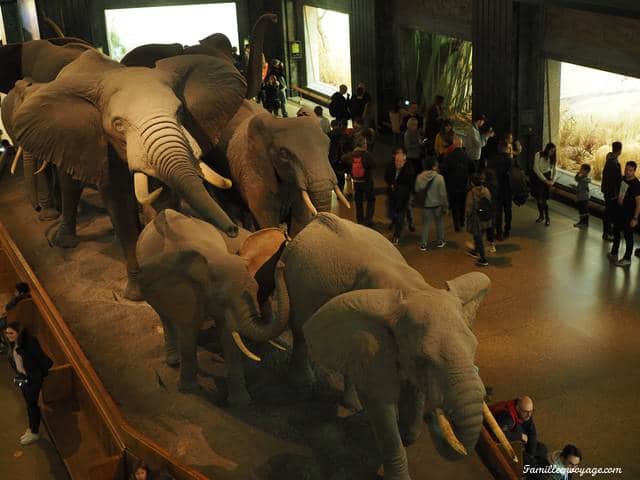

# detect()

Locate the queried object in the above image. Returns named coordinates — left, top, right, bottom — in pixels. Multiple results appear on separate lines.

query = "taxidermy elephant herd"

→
left=0, top=15, right=495, bottom=480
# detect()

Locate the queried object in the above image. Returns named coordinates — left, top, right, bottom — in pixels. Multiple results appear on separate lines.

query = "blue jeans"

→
left=421, top=207, right=444, bottom=245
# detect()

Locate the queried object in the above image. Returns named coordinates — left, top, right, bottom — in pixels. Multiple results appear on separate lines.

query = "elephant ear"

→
left=138, top=250, right=212, bottom=323
left=303, top=289, right=406, bottom=403
left=156, top=55, right=246, bottom=143
left=12, top=79, right=108, bottom=184
left=238, top=228, right=287, bottom=277
left=446, top=272, right=491, bottom=328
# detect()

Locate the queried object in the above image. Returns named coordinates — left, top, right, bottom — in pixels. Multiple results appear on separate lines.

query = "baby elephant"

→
left=136, top=209, right=289, bottom=406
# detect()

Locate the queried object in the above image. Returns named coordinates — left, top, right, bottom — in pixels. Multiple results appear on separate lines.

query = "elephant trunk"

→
left=139, top=116, right=238, bottom=237
left=236, top=266, right=290, bottom=343
left=245, top=14, right=278, bottom=99
left=308, top=186, right=333, bottom=214
left=444, top=365, right=486, bottom=454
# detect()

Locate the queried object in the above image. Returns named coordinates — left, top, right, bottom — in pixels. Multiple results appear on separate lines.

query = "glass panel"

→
left=552, top=61, right=640, bottom=192
left=105, top=3, right=239, bottom=61
left=303, top=5, right=351, bottom=96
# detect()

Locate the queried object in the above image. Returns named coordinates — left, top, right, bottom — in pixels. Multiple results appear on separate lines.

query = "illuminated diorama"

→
left=552, top=61, right=640, bottom=191
left=303, top=5, right=351, bottom=95
left=105, top=3, right=239, bottom=60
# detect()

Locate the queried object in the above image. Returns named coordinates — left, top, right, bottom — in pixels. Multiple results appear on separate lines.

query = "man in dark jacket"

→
left=490, top=396, right=539, bottom=462
left=440, top=136, right=475, bottom=231
left=330, top=85, right=351, bottom=125
left=486, top=141, right=514, bottom=240
left=3, top=320, right=53, bottom=445
left=328, top=120, right=352, bottom=192
left=385, top=146, right=414, bottom=244
left=600, top=141, right=623, bottom=241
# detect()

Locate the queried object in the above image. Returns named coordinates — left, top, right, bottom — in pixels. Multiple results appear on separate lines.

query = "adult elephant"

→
left=244, top=213, right=490, bottom=479
left=122, top=15, right=349, bottom=235
left=136, top=209, right=290, bottom=406
left=6, top=49, right=245, bottom=299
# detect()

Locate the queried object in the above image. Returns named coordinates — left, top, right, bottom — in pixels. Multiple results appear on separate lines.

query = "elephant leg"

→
left=398, top=382, right=425, bottom=446
left=52, top=170, right=83, bottom=248
left=22, top=151, right=38, bottom=210
left=99, top=154, right=143, bottom=301
left=177, top=324, right=200, bottom=393
left=160, top=316, right=179, bottom=367
left=361, top=394, right=411, bottom=480
left=343, top=376, right=363, bottom=411
left=36, top=161, right=59, bottom=221
left=220, top=317, right=251, bottom=407
left=288, top=322, right=316, bottom=389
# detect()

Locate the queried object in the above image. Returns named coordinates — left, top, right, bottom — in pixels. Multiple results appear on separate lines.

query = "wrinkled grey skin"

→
left=121, top=15, right=338, bottom=235
left=262, top=213, right=489, bottom=480
left=4, top=49, right=245, bottom=299
left=136, top=209, right=289, bottom=406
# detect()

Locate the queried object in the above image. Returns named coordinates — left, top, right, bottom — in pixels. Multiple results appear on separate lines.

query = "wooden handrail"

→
left=0, top=220, right=208, bottom=480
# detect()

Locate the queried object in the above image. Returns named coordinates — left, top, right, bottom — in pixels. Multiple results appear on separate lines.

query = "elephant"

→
left=121, top=15, right=350, bottom=235
left=4, top=49, right=246, bottom=299
left=234, top=212, right=489, bottom=479
left=136, top=209, right=290, bottom=406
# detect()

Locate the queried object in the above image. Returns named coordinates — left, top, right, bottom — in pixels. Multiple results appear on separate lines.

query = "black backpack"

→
left=475, top=195, right=493, bottom=222
left=329, top=94, right=341, bottom=118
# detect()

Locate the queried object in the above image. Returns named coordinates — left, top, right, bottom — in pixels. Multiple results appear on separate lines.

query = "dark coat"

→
left=601, top=153, right=622, bottom=200
left=385, top=162, right=415, bottom=209
left=9, top=330, right=53, bottom=384
left=491, top=399, right=538, bottom=455
left=486, top=152, right=513, bottom=198
left=330, top=92, right=351, bottom=120
left=344, top=148, right=375, bottom=183
left=440, top=147, right=475, bottom=193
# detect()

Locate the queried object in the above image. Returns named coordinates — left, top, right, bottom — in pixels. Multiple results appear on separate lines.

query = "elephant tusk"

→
left=483, top=402, right=518, bottom=462
left=268, top=340, right=287, bottom=351
left=231, top=331, right=261, bottom=362
left=334, top=185, right=351, bottom=209
left=434, top=408, right=468, bottom=456
left=10, top=146, right=23, bottom=175
left=134, top=172, right=163, bottom=205
left=43, top=17, right=65, bottom=37
left=34, top=160, right=49, bottom=175
left=199, top=162, right=232, bottom=189
left=301, top=190, right=317, bottom=216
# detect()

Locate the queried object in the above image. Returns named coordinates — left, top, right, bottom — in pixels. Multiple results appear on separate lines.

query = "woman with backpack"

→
left=345, top=137, right=376, bottom=226
left=531, top=143, right=557, bottom=226
left=2, top=318, right=53, bottom=445
left=465, top=173, right=493, bottom=267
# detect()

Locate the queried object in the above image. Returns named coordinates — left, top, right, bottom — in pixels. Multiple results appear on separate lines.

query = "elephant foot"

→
left=51, top=228, right=79, bottom=248
left=178, top=379, right=201, bottom=394
left=123, top=278, right=144, bottom=301
left=227, top=384, right=252, bottom=408
left=165, top=351, right=180, bottom=368
left=38, top=207, right=60, bottom=221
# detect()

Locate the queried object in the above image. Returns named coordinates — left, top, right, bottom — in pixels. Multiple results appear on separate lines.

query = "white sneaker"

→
left=436, top=240, right=446, bottom=248
left=488, top=243, right=496, bottom=253
left=19, top=430, right=40, bottom=445
left=20, top=429, right=31, bottom=440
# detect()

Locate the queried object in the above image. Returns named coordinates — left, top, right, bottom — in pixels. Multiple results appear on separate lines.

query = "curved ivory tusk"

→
left=43, top=17, right=65, bottom=37
left=301, top=190, right=317, bottom=216
left=34, top=160, right=49, bottom=175
left=434, top=408, right=468, bottom=456
left=334, top=185, right=351, bottom=209
left=10, top=146, right=23, bottom=175
left=134, top=172, right=163, bottom=205
left=268, top=340, right=287, bottom=351
left=199, top=162, right=232, bottom=189
left=231, top=331, right=261, bottom=362
left=483, top=402, right=518, bottom=462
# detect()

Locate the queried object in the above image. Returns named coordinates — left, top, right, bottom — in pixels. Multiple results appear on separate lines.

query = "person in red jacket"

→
left=490, top=396, right=538, bottom=460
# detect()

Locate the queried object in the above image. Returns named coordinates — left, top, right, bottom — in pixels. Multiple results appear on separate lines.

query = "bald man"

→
left=490, top=395, right=538, bottom=458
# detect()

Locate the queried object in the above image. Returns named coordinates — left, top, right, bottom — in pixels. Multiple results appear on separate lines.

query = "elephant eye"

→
left=279, top=148, right=290, bottom=161
left=112, top=118, right=126, bottom=133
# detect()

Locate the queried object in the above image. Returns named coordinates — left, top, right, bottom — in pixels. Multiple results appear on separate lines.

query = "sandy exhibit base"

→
left=0, top=171, right=489, bottom=480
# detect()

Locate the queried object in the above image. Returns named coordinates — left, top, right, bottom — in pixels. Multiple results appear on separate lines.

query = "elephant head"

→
left=137, top=209, right=290, bottom=352
left=11, top=49, right=246, bottom=236
left=242, top=112, right=346, bottom=232
left=303, top=272, right=490, bottom=459
left=0, top=38, right=92, bottom=93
